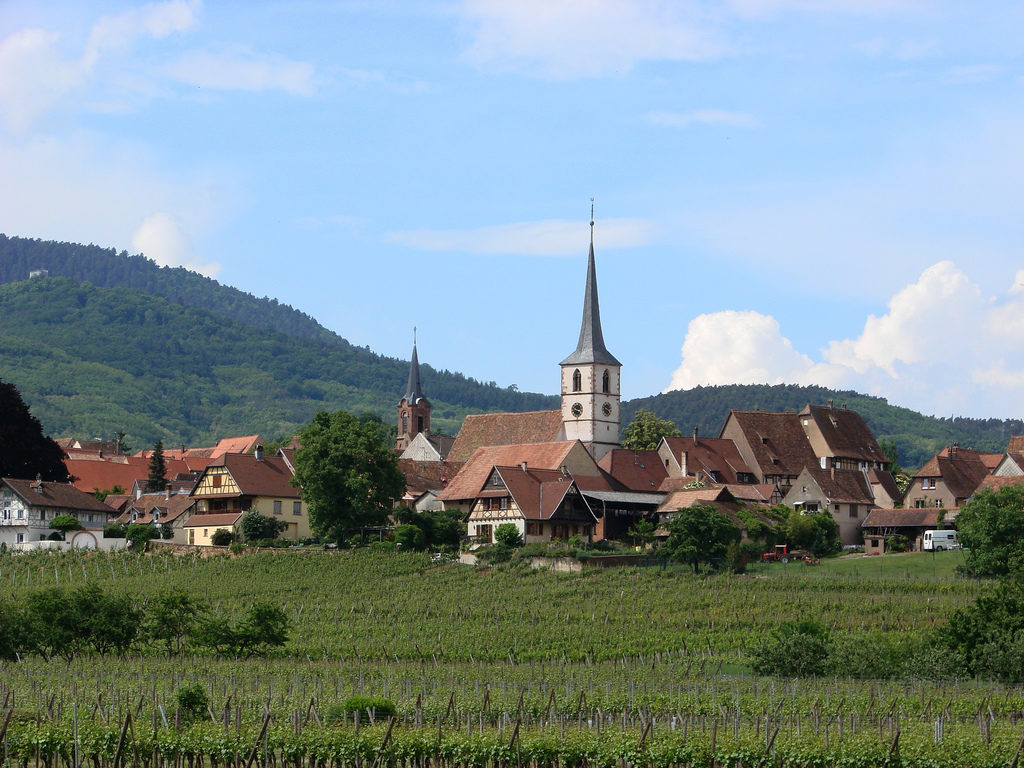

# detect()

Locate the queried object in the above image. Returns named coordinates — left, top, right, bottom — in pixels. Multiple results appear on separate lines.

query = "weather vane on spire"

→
left=413, top=326, right=417, bottom=345
left=590, top=197, right=595, bottom=228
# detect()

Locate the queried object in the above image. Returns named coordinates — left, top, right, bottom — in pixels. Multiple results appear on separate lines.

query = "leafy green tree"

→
left=291, top=411, right=405, bottom=543
left=24, top=587, right=82, bottom=661
left=175, top=683, right=210, bottom=724
left=145, top=440, right=168, bottom=492
left=0, top=378, right=70, bottom=481
left=146, top=589, right=206, bottom=655
left=955, top=485, right=1024, bottom=577
left=393, top=506, right=465, bottom=550
left=93, top=484, right=125, bottom=501
left=194, top=601, right=290, bottom=658
left=126, top=523, right=157, bottom=550
left=783, top=509, right=840, bottom=555
left=935, top=576, right=1024, bottom=682
left=664, top=504, right=741, bottom=573
left=394, top=523, right=426, bottom=551
left=240, top=510, right=287, bottom=543
left=750, top=620, right=830, bottom=678
left=494, top=523, right=524, bottom=548
left=0, top=598, right=31, bottom=661
left=48, top=514, right=83, bottom=539
left=627, top=519, right=656, bottom=548
left=622, top=409, right=682, bottom=451
left=73, top=584, right=142, bottom=656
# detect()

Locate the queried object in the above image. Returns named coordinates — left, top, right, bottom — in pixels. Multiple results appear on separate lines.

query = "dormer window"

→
left=572, top=369, right=582, bottom=392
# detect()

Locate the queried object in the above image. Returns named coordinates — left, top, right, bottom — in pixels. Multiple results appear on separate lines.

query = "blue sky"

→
left=2, top=1, right=1024, bottom=420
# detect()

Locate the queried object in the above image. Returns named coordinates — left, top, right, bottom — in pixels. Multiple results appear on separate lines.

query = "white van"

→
left=923, top=529, right=960, bottom=551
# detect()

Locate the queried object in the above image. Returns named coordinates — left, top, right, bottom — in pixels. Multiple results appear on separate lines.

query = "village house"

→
left=907, top=443, right=1000, bottom=509
left=187, top=447, right=311, bottom=544
left=782, top=467, right=877, bottom=546
left=657, top=429, right=758, bottom=485
left=797, top=403, right=888, bottom=472
left=117, top=488, right=197, bottom=541
left=0, top=477, right=119, bottom=550
left=719, top=410, right=821, bottom=489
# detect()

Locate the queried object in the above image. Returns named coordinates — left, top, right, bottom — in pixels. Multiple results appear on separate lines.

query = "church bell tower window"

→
left=602, top=369, right=609, bottom=394
left=572, top=369, right=581, bottom=392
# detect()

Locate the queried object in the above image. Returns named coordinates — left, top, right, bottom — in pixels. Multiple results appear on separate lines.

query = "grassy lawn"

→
left=747, top=548, right=973, bottom=580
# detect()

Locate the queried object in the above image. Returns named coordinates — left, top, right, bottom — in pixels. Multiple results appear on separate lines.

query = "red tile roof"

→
left=182, top=512, right=242, bottom=528
left=914, top=446, right=999, bottom=500
left=794, top=468, right=875, bottom=504
left=119, top=492, right=196, bottom=525
left=192, top=454, right=299, bottom=499
left=495, top=466, right=594, bottom=521
left=656, top=486, right=737, bottom=513
left=398, top=459, right=465, bottom=498
left=724, top=410, right=819, bottom=477
left=1008, top=436, right=1024, bottom=453
left=447, top=411, right=564, bottom=462
left=862, top=508, right=949, bottom=528
left=438, top=441, right=590, bottom=502
left=2, top=478, right=116, bottom=514
left=867, top=468, right=902, bottom=503
left=597, top=449, right=668, bottom=491
left=976, top=475, right=1024, bottom=493
left=661, top=435, right=755, bottom=484
left=800, top=404, right=886, bottom=463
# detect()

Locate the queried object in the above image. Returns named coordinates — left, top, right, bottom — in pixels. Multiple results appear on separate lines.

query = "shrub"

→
left=494, top=523, right=523, bottom=548
left=210, top=529, right=234, bottom=546
left=394, top=523, right=426, bottom=551
left=176, top=683, right=210, bottom=724
left=103, top=523, right=127, bottom=539
left=750, top=620, right=830, bottom=677
left=478, top=543, right=514, bottom=564
left=888, top=534, right=911, bottom=553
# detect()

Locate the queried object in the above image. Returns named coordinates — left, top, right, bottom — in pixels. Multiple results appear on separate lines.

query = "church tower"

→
left=396, top=333, right=431, bottom=452
left=560, top=212, right=621, bottom=461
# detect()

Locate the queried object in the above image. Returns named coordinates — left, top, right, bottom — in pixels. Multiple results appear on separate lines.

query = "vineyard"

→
left=2, top=549, right=1022, bottom=767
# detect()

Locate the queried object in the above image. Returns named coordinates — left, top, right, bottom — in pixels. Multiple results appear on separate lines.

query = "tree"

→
left=210, top=528, right=234, bottom=546
left=494, top=523, right=524, bottom=548
left=0, top=378, right=70, bottom=481
left=955, top=485, right=1024, bottom=577
left=146, top=589, right=206, bottom=655
left=783, top=509, right=840, bottom=555
left=126, top=523, right=158, bottom=550
left=291, top=411, right=405, bottom=543
left=145, top=440, right=167, bottom=492
left=750, top=620, right=830, bottom=678
left=622, top=409, right=682, bottom=451
left=936, top=576, right=1024, bottom=682
left=627, top=519, right=656, bottom=549
left=240, top=510, right=287, bottom=543
left=394, top=523, right=426, bottom=551
left=663, top=504, right=741, bottom=573
left=49, top=514, right=83, bottom=539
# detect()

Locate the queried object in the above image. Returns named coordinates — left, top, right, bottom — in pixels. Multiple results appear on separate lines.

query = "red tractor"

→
left=760, top=544, right=819, bottom=565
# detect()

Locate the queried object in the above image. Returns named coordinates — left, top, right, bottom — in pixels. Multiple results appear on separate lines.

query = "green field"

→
left=0, top=548, right=1016, bottom=768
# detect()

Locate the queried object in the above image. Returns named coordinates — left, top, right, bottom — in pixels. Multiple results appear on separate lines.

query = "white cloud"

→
left=460, top=0, right=725, bottom=78
left=387, top=218, right=655, bottom=256
left=645, top=109, right=757, bottom=129
left=167, top=49, right=315, bottom=95
left=131, top=213, right=221, bottom=277
left=665, top=262, right=1024, bottom=418
left=0, top=1, right=199, bottom=131
left=666, top=310, right=821, bottom=390
left=727, top=0, right=922, bottom=18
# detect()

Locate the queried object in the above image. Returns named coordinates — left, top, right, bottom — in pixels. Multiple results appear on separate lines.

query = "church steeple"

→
left=559, top=206, right=621, bottom=461
left=560, top=209, right=621, bottom=367
left=402, top=330, right=426, bottom=405
left=397, top=329, right=431, bottom=452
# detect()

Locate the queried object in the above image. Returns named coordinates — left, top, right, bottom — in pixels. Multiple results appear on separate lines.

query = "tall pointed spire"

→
left=402, top=328, right=426, bottom=404
left=560, top=205, right=621, bottom=366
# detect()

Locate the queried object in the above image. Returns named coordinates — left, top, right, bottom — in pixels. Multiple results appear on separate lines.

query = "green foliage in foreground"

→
left=2, top=720, right=1021, bottom=768
left=956, top=485, right=1024, bottom=577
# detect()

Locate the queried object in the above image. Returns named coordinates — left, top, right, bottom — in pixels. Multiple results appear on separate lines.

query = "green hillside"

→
left=623, top=384, right=1024, bottom=472
left=0, top=277, right=554, bottom=446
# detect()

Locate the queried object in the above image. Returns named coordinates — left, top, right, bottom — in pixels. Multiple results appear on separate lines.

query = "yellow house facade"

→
left=188, top=452, right=312, bottom=543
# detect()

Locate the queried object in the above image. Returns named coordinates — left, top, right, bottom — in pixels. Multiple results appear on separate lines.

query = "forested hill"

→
left=0, top=235, right=556, bottom=432
left=622, top=384, right=1024, bottom=472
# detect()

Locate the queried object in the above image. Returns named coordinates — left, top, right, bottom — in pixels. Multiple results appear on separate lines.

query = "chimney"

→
left=681, top=451, right=688, bottom=477
left=521, top=461, right=528, bottom=472
left=693, top=426, right=699, bottom=446
left=32, top=474, right=44, bottom=493
left=165, top=484, right=171, bottom=500
left=950, top=441, right=958, bottom=457
left=254, top=444, right=264, bottom=461
left=827, top=398, right=834, bottom=408
left=830, top=466, right=835, bottom=481
left=98, top=450, right=103, bottom=459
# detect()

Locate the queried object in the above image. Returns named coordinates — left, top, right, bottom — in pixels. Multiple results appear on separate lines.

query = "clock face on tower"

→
left=602, top=402, right=612, bottom=417
left=571, top=402, right=583, bottom=418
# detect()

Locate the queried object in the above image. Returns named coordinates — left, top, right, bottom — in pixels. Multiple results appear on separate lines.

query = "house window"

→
left=602, top=369, right=610, bottom=393
left=820, top=457, right=827, bottom=469
left=572, top=369, right=581, bottom=392
left=16, top=533, right=24, bottom=544
left=203, top=529, right=208, bottom=537
left=293, top=501, right=301, bottom=516
left=212, top=475, right=222, bottom=488
left=935, top=499, right=943, bottom=508
left=922, top=478, right=936, bottom=489
left=188, top=530, right=194, bottom=545
left=849, top=504, right=858, bottom=518
left=273, top=500, right=282, bottom=515
left=499, top=497, right=509, bottom=510
left=526, top=522, right=541, bottom=536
